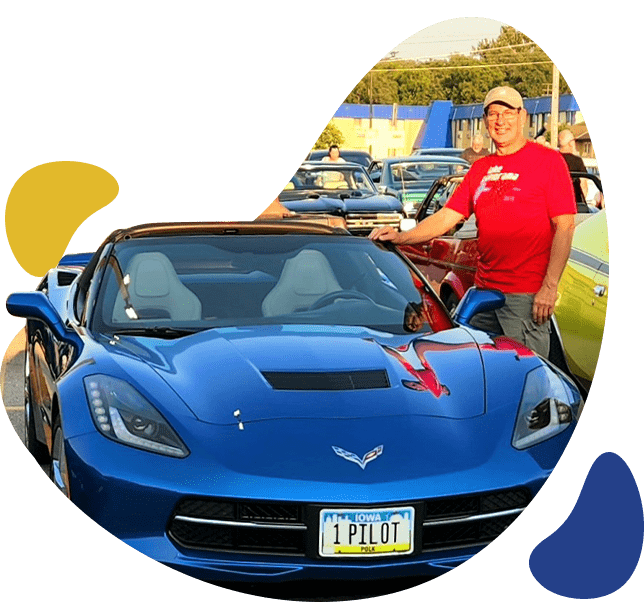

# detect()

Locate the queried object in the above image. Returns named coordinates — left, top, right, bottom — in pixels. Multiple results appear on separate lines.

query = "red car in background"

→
left=400, top=172, right=602, bottom=314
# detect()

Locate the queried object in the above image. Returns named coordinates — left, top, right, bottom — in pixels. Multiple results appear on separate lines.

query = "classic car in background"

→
left=368, top=156, right=470, bottom=217
left=306, top=149, right=374, bottom=168
left=7, top=221, right=582, bottom=583
left=399, top=173, right=606, bottom=393
left=553, top=210, right=608, bottom=392
left=411, top=148, right=464, bottom=158
left=279, top=162, right=404, bottom=234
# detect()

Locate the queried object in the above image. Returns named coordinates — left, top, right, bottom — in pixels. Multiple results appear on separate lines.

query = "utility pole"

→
left=550, top=64, right=560, bottom=148
left=369, top=71, right=373, bottom=129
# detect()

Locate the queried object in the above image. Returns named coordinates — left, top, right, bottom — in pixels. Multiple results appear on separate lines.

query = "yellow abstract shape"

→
left=5, top=162, right=118, bottom=277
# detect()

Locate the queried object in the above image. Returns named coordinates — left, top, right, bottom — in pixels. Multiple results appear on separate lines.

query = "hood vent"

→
left=262, top=370, right=390, bottom=391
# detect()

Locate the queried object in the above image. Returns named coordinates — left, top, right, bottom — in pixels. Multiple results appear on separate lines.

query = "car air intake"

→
left=262, top=370, right=390, bottom=391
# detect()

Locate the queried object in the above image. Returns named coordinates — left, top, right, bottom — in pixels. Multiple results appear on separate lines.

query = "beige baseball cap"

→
left=483, top=86, right=524, bottom=111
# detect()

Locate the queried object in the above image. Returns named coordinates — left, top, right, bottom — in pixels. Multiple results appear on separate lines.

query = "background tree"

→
left=344, top=26, right=570, bottom=106
left=313, top=122, right=345, bottom=149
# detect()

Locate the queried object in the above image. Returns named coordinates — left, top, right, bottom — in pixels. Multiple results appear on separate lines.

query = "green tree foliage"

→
left=314, top=122, right=345, bottom=149
left=343, top=26, right=571, bottom=106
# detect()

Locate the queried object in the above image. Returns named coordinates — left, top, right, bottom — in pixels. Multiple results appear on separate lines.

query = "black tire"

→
left=24, top=369, right=49, bottom=465
left=443, top=291, right=460, bottom=316
left=49, top=414, right=70, bottom=498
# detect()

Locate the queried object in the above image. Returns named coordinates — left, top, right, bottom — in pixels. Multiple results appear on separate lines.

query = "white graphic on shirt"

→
left=473, top=165, right=521, bottom=208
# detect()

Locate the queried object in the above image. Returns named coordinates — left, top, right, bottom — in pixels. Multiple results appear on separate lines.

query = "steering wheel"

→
left=308, top=290, right=373, bottom=311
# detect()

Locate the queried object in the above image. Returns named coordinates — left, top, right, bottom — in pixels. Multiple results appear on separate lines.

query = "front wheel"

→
left=49, top=415, right=70, bottom=498
left=24, top=362, right=49, bottom=465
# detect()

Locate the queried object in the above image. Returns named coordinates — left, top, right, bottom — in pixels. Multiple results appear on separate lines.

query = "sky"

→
left=388, top=17, right=505, bottom=61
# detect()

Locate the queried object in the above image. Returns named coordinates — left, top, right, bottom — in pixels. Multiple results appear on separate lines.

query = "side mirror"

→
left=453, top=287, right=505, bottom=327
left=6, top=292, right=82, bottom=351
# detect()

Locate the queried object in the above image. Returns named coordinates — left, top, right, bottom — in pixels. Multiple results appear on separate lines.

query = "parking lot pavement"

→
left=1, top=328, right=26, bottom=444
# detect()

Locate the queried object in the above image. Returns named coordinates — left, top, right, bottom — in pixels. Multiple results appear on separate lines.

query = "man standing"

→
left=369, top=86, right=576, bottom=357
left=461, top=134, right=490, bottom=164
left=558, top=129, right=588, bottom=201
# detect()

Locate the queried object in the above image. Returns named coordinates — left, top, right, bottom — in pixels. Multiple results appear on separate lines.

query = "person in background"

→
left=369, top=86, right=577, bottom=358
left=322, top=145, right=346, bottom=163
left=461, top=134, right=490, bottom=164
left=558, top=129, right=588, bottom=200
left=535, top=135, right=550, bottom=147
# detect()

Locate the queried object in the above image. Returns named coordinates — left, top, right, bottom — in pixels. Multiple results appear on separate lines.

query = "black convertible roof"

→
left=108, top=220, right=350, bottom=243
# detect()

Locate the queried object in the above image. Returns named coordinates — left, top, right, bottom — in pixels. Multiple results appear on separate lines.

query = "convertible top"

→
left=109, top=220, right=351, bottom=243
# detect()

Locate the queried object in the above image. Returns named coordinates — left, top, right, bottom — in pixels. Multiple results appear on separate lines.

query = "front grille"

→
left=345, top=213, right=402, bottom=232
left=423, top=514, right=518, bottom=549
left=168, top=488, right=530, bottom=556
left=168, top=499, right=306, bottom=554
left=262, top=370, right=390, bottom=391
left=422, top=488, right=530, bottom=551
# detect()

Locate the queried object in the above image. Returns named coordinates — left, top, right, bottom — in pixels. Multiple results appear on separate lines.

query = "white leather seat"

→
left=262, top=250, right=342, bottom=317
left=112, top=252, right=202, bottom=322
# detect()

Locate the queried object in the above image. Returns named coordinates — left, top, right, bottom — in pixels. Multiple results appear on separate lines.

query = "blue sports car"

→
left=7, top=221, right=582, bottom=584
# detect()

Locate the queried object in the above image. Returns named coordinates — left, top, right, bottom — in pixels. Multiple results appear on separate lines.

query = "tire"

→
left=443, top=291, right=460, bottom=317
left=24, top=364, right=49, bottom=465
left=49, top=415, right=70, bottom=498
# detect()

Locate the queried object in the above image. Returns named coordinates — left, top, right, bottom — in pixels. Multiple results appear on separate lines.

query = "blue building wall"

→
left=333, top=95, right=580, bottom=150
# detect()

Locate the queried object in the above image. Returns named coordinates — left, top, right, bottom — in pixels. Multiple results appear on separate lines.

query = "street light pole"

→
left=551, top=64, right=560, bottom=148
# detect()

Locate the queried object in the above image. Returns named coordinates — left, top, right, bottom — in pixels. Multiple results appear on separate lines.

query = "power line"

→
left=382, top=41, right=541, bottom=62
left=371, top=60, right=553, bottom=73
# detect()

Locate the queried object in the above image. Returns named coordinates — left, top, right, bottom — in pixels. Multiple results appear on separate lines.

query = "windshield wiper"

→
left=110, top=326, right=203, bottom=339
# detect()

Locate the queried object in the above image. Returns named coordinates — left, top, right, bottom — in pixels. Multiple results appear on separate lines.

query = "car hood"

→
left=281, top=194, right=402, bottom=214
left=106, top=326, right=485, bottom=424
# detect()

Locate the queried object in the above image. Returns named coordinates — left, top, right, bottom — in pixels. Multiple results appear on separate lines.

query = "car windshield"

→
left=387, top=161, right=466, bottom=190
left=91, top=235, right=442, bottom=336
left=282, top=165, right=377, bottom=196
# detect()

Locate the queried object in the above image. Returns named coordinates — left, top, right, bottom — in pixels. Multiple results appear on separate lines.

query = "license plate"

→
left=319, top=506, right=414, bottom=557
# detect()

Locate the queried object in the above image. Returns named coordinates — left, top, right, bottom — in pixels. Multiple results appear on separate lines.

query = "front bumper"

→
left=62, top=427, right=570, bottom=583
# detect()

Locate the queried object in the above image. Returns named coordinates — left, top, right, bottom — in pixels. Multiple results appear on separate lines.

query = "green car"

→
left=554, top=210, right=608, bottom=392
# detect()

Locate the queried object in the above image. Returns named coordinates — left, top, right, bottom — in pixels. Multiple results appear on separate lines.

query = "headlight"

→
left=512, top=366, right=581, bottom=450
left=403, top=202, right=415, bottom=214
left=84, top=375, right=189, bottom=458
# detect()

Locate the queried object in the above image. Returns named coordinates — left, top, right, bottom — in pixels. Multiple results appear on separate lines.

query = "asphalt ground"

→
left=2, top=329, right=27, bottom=448
left=0, top=329, right=432, bottom=600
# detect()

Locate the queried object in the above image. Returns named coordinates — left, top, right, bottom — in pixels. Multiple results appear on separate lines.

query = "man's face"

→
left=559, top=134, right=573, bottom=153
left=329, top=148, right=340, bottom=161
left=484, top=103, right=526, bottom=149
left=472, top=138, right=483, bottom=152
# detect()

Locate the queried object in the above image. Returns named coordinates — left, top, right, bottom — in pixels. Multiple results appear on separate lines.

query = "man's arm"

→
left=369, top=207, right=465, bottom=245
left=532, top=214, right=576, bottom=324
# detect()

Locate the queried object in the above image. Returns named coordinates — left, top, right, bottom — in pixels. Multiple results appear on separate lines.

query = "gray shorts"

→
left=468, top=293, right=550, bottom=358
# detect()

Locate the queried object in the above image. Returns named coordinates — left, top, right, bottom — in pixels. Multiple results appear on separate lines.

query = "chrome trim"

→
left=423, top=507, right=524, bottom=527
left=173, top=515, right=307, bottom=531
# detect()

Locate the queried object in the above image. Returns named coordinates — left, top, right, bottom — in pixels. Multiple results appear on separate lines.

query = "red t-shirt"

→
left=445, top=141, right=576, bottom=294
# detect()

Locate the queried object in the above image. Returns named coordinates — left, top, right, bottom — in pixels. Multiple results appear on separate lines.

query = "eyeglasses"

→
left=486, top=109, right=520, bottom=122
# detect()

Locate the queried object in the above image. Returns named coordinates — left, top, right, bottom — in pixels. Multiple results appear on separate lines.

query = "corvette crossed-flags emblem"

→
left=332, top=445, right=384, bottom=470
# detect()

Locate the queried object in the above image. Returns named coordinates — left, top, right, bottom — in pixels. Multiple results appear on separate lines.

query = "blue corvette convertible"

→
left=7, top=221, right=582, bottom=584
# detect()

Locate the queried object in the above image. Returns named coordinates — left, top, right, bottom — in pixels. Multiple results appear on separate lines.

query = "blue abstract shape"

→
left=530, top=452, right=644, bottom=598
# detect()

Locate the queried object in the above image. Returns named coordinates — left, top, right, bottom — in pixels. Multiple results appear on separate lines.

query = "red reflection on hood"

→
left=481, top=336, right=535, bottom=358
left=383, top=340, right=456, bottom=397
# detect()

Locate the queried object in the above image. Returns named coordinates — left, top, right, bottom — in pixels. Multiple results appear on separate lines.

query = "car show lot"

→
left=4, top=219, right=583, bottom=590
